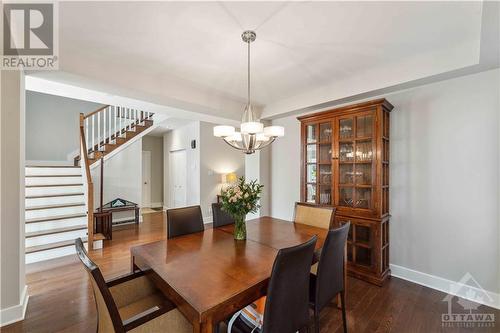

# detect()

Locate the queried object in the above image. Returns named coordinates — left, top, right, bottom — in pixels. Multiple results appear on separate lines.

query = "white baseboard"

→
left=150, top=202, right=163, bottom=208
left=0, top=285, right=29, bottom=327
left=203, top=216, right=213, bottom=224
left=390, top=264, right=500, bottom=310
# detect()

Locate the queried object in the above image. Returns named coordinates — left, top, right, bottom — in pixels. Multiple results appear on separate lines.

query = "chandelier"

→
left=213, top=30, right=284, bottom=154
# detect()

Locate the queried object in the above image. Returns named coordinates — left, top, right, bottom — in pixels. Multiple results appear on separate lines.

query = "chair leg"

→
left=314, top=309, right=320, bottom=333
left=340, top=291, right=347, bottom=333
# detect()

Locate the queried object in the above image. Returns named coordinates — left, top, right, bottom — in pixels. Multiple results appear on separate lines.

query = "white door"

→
left=142, top=151, right=151, bottom=207
left=170, top=149, right=187, bottom=208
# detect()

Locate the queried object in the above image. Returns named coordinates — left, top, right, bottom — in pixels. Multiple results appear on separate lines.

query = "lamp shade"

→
left=226, top=172, right=238, bottom=183
left=241, top=121, right=264, bottom=134
left=213, top=125, right=235, bottom=137
left=256, top=133, right=270, bottom=142
left=263, top=126, right=285, bottom=137
left=226, top=131, right=242, bottom=142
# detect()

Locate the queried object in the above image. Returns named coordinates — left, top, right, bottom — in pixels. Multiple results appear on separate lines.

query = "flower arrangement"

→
left=220, top=177, right=264, bottom=240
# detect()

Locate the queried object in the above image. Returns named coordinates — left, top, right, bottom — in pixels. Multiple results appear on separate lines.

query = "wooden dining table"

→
left=131, top=216, right=330, bottom=333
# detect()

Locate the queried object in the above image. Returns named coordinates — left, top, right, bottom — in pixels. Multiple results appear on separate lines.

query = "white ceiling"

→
left=30, top=1, right=497, bottom=120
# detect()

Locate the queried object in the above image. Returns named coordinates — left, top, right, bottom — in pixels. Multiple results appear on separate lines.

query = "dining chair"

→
left=212, top=203, right=235, bottom=227
left=309, top=223, right=350, bottom=333
left=293, top=202, right=336, bottom=230
left=74, top=238, right=192, bottom=333
left=166, top=205, right=204, bottom=239
left=293, top=202, right=336, bottom=274
left=229, top=236, right=318, bottom=333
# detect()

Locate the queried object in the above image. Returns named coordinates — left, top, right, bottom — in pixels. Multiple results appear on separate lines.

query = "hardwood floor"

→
left=3, top=212, right=498, bottom=332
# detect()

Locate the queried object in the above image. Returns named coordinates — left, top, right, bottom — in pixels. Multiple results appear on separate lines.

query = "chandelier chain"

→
left=247, top=40, right=250, bottom=105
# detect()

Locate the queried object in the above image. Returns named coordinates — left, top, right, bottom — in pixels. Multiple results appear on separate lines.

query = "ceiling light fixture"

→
left=213, top=30, right=284, bottom=154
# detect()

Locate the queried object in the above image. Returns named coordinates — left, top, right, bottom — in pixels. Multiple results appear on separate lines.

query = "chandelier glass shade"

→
left=213, top=30, right=284, bottom=154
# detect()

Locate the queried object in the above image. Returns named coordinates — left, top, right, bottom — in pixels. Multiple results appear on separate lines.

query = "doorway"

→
left=170, top=149, right=187, bottom=208
left=142, top=150, right=151, bottom=207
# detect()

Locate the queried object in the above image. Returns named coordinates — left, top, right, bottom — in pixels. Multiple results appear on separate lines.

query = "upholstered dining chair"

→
left=212, top=203, right=235, bottom=227
left=309, top=223, right=350, bottom=333
left=293, top=202, right=336, bottom=275
left=228, top=236, right=318, bottom=333
left=74, top=238, right=192, bottom=333
left=293, top=202, right=336, bottom=230
left=166, top=205, right=204, bottom=239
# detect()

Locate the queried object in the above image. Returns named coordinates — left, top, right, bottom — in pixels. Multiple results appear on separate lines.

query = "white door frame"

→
left=169, top=149, right=187, bottom=208
left=142, top=150, right=152, bottom=208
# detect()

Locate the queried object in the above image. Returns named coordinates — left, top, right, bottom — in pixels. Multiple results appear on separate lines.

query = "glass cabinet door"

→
left=336, top=112, right=374, bottom=210
left=304, top=122, right=334, bottom=205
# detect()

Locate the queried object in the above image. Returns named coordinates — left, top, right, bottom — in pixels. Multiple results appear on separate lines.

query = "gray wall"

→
left=26, top=91, right=103, bottom=162
left=270, top=68, right=500, bottom=294
left=1, top=71, right=27, bottom=324
left=142, top=136, right=164, bottom=205
left=200, top=121, right=245, bottom=221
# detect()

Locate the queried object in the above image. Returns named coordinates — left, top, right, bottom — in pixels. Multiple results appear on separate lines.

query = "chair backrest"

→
left=293, top=202, right=336, bottom=230
left=212, top=203, right=235, bottom=227
left=75, top=238, right=124, bottom=333
left=167, top=205, right=204, bottom=239
left=262, top=236, right=317, bottom=333
left=314, top=223, right=350, bottom=311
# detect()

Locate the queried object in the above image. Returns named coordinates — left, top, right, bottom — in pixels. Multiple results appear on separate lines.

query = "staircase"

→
left=25, top=166, right=88, bottom=264
left=75, top=106, right=155, bottom=166
left=25, top=105, right=157, bottom=263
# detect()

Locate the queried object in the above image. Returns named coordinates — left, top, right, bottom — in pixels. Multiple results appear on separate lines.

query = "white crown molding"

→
left=0, top=285, right=29, bottom=327
left=390, top=264, right=500, bottom=310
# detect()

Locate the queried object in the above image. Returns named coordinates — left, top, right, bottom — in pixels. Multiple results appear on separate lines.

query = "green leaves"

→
left=220, top=177, right=264, bottom=217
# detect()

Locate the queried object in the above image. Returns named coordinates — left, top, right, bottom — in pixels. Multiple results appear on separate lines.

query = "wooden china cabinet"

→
left=298, top=98, right=393, bottom=286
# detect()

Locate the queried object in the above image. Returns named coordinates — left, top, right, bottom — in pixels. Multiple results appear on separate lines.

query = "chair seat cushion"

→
left=118, top=292, right=166, bottom=321
left=128, top=308, right=192, bottom=333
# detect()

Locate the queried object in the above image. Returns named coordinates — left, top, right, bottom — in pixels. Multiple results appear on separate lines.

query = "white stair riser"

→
left=26, top=244, right=86, bottom=264
left=26, top=217, right=87, bottom=233
left=26, top=185, right=83, bottom=196
left=26, top=194, right=85, bottom=206
left=26, top=205, right=86, bottom=220
left=25, top=167, right=81, bottom=176
left=26, top=176, right=83, bottom=186
left=26, top=229, right=87, bottom=248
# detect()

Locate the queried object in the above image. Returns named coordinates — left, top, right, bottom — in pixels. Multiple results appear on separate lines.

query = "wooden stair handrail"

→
left=79, top=113, right=94, bottom=250
left=84, top=105, right=109, bottom=119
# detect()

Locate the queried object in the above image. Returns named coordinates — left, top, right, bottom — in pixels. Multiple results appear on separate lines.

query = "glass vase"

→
left=233, top=214, right=247, bottom=241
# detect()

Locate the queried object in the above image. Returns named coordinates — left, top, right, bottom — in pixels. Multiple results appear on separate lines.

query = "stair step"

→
left=125, top=131, right=138, bottom=139
left=26, top=225, right=87, bottom=238
left=26, top=193, right=84, bottom=199
left=26, top=183, right=83, bottom=188
left=104, top=143, right=117, bottom=153
left=25, top=174, right=81, bottom=178
left=26, top=166, right=81, bottom=176
left=26, top=165, right=79, bottom=168
left=26, top=237, right=87, bottom=254
left=25, top=202, right=85, bottom=211
left=25, top=213, right=87, bottom=224
left=115, top=137, right=126, bottom=145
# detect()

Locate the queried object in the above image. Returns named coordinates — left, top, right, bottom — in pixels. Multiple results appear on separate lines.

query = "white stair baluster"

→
left=108, top=106, right=111, bottom=143
left=113, top=106, right=117, bottom=142
left=92, top=115, right=95, bottom=153
left=97, top=111, right=101, bottom=151
left=85, top=117, right=89, bottom=151
left=103, top=107, right=107, bottom=145
left=120, top=107, right=125, bottom=136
